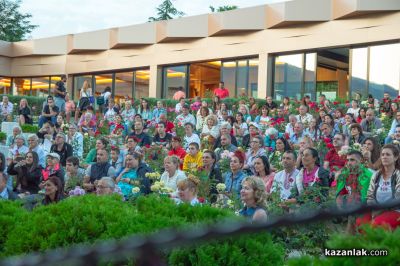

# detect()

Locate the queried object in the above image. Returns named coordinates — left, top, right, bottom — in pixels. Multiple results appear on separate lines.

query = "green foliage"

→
left=21, top=124, right=39, bottom=133
left=169, top=232, right=284, bottom=266
left=288, top=226, right=400, bottom=265
left=0, top=201, right=27, bottom=253
left=0, top=194, right=235, bottom=261
left=0, top=131, right=6, bottom=142
left=209, top=5, right=238, bottom=12
left=148, top=0, right=185, bottom=22
left=0, top=0, right=38, bottom=42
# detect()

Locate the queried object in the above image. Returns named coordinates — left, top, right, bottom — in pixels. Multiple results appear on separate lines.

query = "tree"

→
left=148, top=0, right=185, bottom=22
left=0, top=0, right=38, bottom=42
left=209, top=5, right=238, bottom=12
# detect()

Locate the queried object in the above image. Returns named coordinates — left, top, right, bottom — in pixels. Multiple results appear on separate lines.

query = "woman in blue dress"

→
left=115, top=153, right=139, bottom=199
left=239, top=176, right=268, bottom=222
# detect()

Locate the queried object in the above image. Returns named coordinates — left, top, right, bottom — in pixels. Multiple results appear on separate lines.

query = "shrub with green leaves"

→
left=21, top=124, right=39, bottom=133
left=0, top=132, right=6, bottom=142
left=0, top=201, right=28, bottom=253
left=169, top=233, right=285, bottom=266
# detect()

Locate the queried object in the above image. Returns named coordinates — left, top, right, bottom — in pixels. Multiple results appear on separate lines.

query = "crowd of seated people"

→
left=1, top=78, right=399, bottom=229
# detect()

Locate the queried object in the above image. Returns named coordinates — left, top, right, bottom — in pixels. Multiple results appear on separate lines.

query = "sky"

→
left=20, top=0, right=287, bottom=39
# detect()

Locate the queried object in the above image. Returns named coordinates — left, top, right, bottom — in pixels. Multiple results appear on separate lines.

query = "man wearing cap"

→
left=174, top=104, right=196, bottom=127
left=9, top=135, right=29, bottom=159
left=40, top=153, right=65, bottom=187
left=83, top=148, right=116, bottom=192
left=50, top=132, right=73, bottom=167
left=66, top=123, right=83, bottom=157
left=27, top=134, right=47, bottom=168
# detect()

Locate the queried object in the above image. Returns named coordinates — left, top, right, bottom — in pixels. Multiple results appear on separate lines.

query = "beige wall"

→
left=0, top=0, right=400, bottom=99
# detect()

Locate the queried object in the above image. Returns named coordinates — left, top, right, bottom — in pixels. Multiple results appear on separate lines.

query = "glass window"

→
left=115, top=72, right=133, bottom=105
left=221, top=61, right=236, bottom=97
left=135, top=69, right=150, bottom=99
left=274, top=54, right=303, bottom=100
left=189, top=61, right=221, bottom=98
left=95, top=74, right=113, bottom=101
left=304, top=53, right=316, bottom=100
left=236, top=60, right=248, bottom=97
left=369, top=43, right=400, bottom=99
left=73, top=75, right=92, bottom=101
left=350, top=48, right=368, bottom=100
left=163, top=65, right=187, bottom=98
left=13, top=78, right=31, bottom=96
left=248, top=60, right=258, bottom=98
left=0, top=77, right=12, bottom=94
left=31, top=77, right=50, bottom=97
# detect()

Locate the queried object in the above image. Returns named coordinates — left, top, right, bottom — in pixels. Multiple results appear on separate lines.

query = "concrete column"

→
left=257, top=52, right=269, bottom=99
left=149, top=65, right=158, bottom=98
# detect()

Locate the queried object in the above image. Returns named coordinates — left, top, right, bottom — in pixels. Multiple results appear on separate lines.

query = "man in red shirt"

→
left=168, top=136, right=186, bottom=169
left=213, top=81, right=229, bottom=99
left=324, top=133, right=347, bottom=186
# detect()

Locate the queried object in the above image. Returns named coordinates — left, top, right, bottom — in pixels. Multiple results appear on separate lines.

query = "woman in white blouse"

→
left=201, top=115, right=220, bottom=139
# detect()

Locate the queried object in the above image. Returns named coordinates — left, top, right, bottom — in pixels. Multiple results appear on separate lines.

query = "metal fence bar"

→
left=2, top=199, right=400, bottom=266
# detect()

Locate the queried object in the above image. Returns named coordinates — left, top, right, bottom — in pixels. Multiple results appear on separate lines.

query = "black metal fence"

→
left=2, top=199, right=400, bottom=266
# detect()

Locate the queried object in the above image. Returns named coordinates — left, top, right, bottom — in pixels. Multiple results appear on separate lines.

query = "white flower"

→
left=216, top=183, right=226, bottom=193
left=132, top=187, right=140, bottom=194
left=151, top=184, right=160, bottom=192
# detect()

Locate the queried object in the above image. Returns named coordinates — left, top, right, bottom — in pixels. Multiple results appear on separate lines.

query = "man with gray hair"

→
left=96, top=177, right=116, bottom=196
left=6, top=126, right=24, bottom=148
left=27, top=134, right=47, bottom=168
left=50, top=132, right=73, bottom=166
left=285, top=115, right=297, bottom=137
left=213, top=122, right=238, bottom=149
left=289, top=122, right=306, bottom=146
left=9, top=135, right=29, bottom=159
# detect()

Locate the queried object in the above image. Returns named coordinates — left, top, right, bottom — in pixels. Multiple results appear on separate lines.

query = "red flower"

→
left=323, top=138, right=331, bottom=144
left=327, top=143, right=334, bottom=149
left=145, top=144, right=150, bottom=148
left=333, top=101, right=339, bottom=105
left=268, top=147, right=273, bottom=152
left=198, top=197, right=205, bottom=203
left=345, top=100, right=349, bottom=104
left=285, top=133, right=290, bottom=140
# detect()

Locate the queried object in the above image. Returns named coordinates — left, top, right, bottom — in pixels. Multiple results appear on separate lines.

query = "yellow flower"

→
left=132, top=187, right=140, bottom=194
left=151, top=184, right=160, bottom=192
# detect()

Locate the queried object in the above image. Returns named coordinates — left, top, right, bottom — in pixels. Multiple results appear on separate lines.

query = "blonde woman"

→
left=18, top=98, right=32, bottom=125
left=201, top=115, right=220, bottom=139
left=75, top=80, right=92, bottom=122
left=240, top=176, right=268, bottom=222
left=175, top=175, right=201, bottom=205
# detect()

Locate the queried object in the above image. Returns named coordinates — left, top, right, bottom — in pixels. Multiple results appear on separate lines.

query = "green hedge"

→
left=0, top=195, right=285, bottom=265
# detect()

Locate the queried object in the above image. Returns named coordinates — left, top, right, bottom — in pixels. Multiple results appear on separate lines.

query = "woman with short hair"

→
left=160, top=156, right=187, bottom=192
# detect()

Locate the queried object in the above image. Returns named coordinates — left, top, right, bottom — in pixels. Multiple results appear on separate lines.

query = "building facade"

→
left=0, top=0, right=400, bottom=104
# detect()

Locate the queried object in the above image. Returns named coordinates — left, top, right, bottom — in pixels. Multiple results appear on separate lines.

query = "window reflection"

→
left=236, top=60, right=248, bottom=97
left=221, top=61, right=236, bottom=97
left=350, top=48, right=368, bottom=99
left=31, top=77, right=50, bottom=97
left=163, top=65, right=187, bottom=98
left=135, top=70, right=149, bottom=99
left=274, top=54, right=303, bottom=100
left=115, top=72, right=133, bottom=105
left=13, top=78, right=31, bottom=96
left=0, top=77, right=12, bottom=94
left=248, top=60, right=258, bottom=98
left=369, top=43, right=400, bottom=99
left=304, top=53, right=316, bottom=100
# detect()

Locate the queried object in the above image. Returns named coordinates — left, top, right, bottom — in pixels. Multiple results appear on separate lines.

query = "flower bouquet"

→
left=68, top=186, right=86, bottom=197
left=218, top=150, right=234, bottom=174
